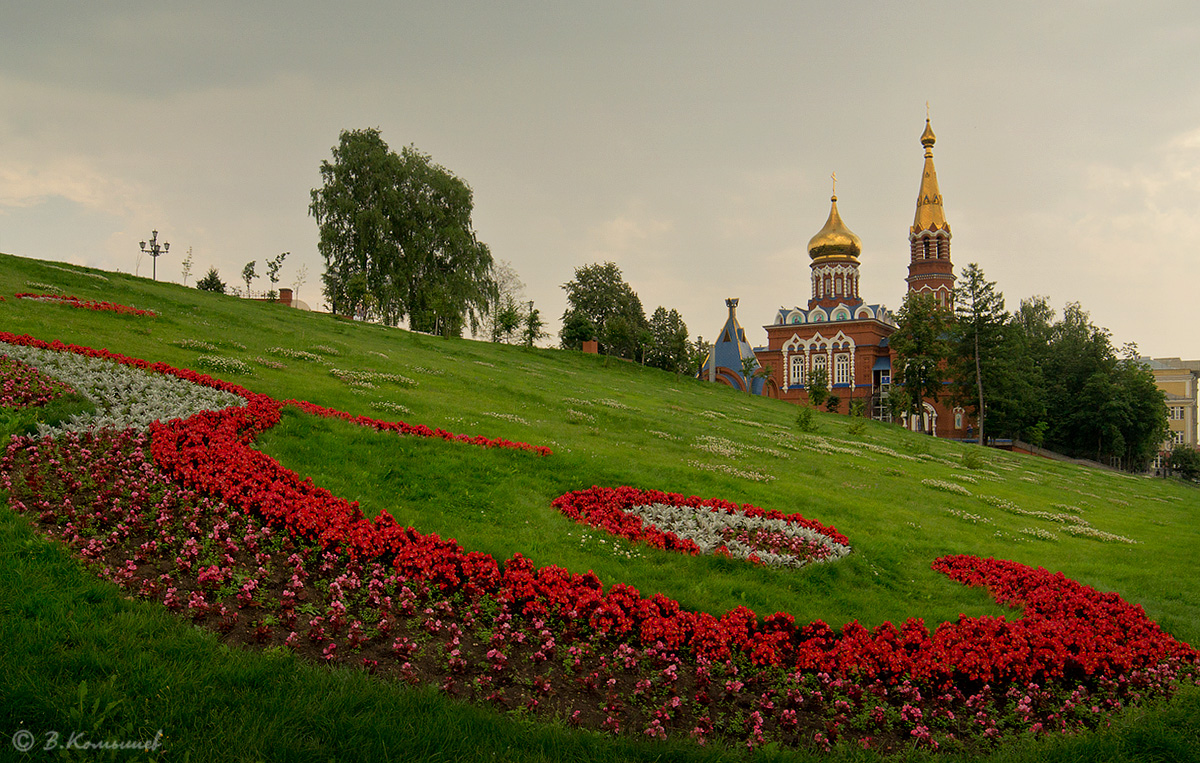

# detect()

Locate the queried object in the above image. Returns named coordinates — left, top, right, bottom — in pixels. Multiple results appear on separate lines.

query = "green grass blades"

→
left=2, top=250, right=1200, bottom=761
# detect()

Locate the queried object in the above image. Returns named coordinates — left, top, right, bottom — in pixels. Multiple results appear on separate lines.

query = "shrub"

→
left=1168, top=444, right=1200, bottom=482
left=795, top=405, right=816, bottom=433
left=961, top=447, right=983, bottom=470
left=197, top=268, right=226, bottom=294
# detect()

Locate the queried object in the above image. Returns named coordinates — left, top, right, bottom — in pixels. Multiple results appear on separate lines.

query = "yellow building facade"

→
left=1140, top=358, right=1200, bottom=464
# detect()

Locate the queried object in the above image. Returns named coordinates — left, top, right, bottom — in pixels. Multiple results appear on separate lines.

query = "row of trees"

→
left=193, top=255, right=309, bottom=301
left=482, top=261, right=547, bottom=348
left=558, top=262, right=699, bottom=375
left=890, top=263, right=1168, bottom=470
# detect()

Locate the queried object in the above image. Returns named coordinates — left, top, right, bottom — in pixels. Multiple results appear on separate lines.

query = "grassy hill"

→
left=2, top=251, right=1198, bottom=762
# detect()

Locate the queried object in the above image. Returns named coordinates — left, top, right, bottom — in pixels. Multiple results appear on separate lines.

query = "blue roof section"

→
left=700, top=298, right=764, bottom=394
left=872, top=356, right=892, bottom=371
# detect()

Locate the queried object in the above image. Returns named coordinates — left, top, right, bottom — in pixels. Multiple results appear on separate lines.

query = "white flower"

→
left=1, top=342, right=243, bottom=435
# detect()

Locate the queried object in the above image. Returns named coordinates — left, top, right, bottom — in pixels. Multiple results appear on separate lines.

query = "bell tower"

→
left=906, top=117, right=955, bottom=308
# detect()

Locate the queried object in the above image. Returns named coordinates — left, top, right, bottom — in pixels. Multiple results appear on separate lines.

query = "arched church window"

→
left=834, top=353, right=850, bottom=385
left=790, top=355, right=805, bottom=386
left=923, top=239, right=930, bottom=259
left=812, top=353, right=827, bottom=377
left=833, top=310, right=848, bottom=321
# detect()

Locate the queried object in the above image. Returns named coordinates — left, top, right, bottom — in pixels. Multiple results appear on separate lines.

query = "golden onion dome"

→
left=920, top=118, right=936, bottom=149
left=807, top=195, right=862, bottom=262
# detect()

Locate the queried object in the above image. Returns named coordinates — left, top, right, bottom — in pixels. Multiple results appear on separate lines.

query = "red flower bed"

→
left=3, top=330, right=1199, bottom=751
left=0, top=355, right=77, bottom=409
left=15, top=292, right=157, bottom=317
left=283, top=398, right=552, bottom=456
left=551, top=485, right=849, bottom=557
left=144, top=394, right=1200, bottom=686
left=0, top=331, right=551, bottom=459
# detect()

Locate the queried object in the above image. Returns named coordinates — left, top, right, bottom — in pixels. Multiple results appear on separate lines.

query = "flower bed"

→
left=0, top=340, right=245, bottom=435
left=551, top=486, right=850, bottom=567
left=1, top=330, right=1197, bottom=754
left=4, top=424, right=1196, bottom=752
left=14, top=292, right=157, bottom=317
left=0, top=355, right=77, bottom=409
left=282, top=398, right=552, bottom=457
left=0, top=332, right=551, bottom=457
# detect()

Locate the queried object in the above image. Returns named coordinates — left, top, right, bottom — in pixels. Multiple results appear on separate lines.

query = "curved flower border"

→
left=15, top=292, right=157, bottom=317
left=2, top=329, right=1197, bottom=752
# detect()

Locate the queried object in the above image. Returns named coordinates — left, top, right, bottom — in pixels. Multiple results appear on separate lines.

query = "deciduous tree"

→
left=266, top=252, right=288, bottom=301
left=181, top=247, right=194, bottom=286
left=647, top=307, right=691, bottom=374
left=310, top=128, right=496, bottom=334
left=1169, top=444, right=1200, bottom=481
left=241, top=261, right=257, bottom=297
left=559, top=262, right=648, bottom=358
left=485, top=260, right=526, bottom=342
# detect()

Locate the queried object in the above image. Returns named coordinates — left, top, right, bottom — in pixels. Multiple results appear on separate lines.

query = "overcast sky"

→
left=2, top=2, right=1199, bottom=358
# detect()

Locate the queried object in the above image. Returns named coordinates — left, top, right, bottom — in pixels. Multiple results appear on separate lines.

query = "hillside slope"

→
left=2, top=251, right=1198, bottom=761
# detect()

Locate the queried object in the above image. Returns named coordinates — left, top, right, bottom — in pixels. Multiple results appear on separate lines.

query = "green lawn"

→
left=2, top=251, right=1199, bottom=762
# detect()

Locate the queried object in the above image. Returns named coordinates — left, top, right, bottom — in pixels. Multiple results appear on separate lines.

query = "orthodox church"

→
left=700, top=119, right=968, bottom=438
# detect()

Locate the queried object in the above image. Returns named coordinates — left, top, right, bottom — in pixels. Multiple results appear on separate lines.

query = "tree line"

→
left=890, top=263, right=1168, bottom=471
left=558, top=261, right=705, bottom=375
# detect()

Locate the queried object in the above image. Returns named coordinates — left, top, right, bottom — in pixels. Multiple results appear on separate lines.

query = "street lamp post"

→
left=139, top=230, right=170, bottom=281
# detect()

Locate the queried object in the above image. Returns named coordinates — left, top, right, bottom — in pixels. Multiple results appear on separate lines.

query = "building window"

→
left=833, top=353, right=849, bottom=385
left=1175, top=430, right=1187, bottom=445
left=790, top=354, right=805, bottom=386
left=812, top=353, right=827, bottom=379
